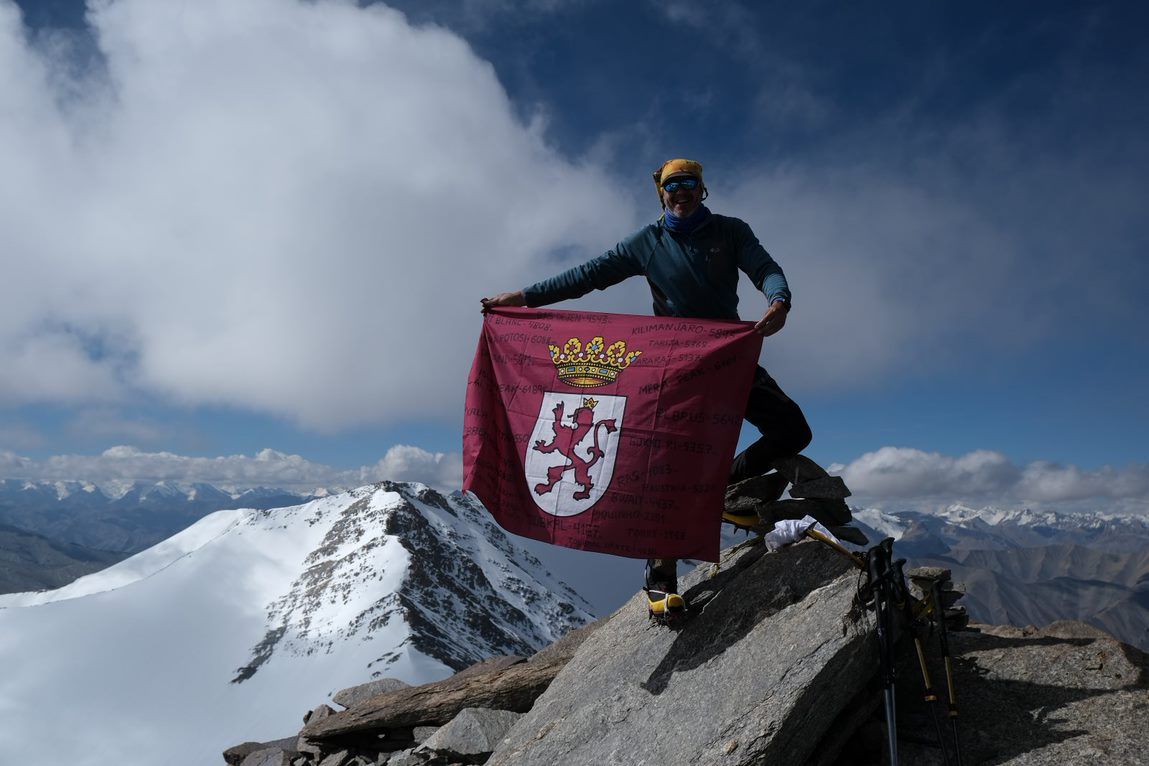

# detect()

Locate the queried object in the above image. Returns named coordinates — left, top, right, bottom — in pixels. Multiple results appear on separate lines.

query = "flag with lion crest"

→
left=463, top=307, right=762, bottom=561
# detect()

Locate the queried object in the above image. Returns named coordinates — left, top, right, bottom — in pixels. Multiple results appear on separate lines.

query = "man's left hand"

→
left=753, top=301, right=789, bottom=337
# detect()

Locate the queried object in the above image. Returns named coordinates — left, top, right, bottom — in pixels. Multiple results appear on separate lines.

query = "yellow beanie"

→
left=652, top=158, right=704, bottom=207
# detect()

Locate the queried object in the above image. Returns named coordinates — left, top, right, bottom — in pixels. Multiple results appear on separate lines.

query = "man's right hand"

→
left=480, top=291, right=526, bottom=313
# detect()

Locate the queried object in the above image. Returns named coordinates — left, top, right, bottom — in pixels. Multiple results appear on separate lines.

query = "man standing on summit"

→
left=480, top=159, right=812, bottom=618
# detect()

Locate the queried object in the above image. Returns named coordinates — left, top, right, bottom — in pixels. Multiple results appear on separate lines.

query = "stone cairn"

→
left=906, top=566, right=969, bottom=631
left=724, top=455, right=867, bottom=544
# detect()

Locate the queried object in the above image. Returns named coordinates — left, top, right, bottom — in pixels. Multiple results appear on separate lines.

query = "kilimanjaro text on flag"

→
left=463, top=307, right=763, bottom=562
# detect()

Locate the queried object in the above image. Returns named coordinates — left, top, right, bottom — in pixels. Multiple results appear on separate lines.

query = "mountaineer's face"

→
left=660, top=175, right=703, bottom=218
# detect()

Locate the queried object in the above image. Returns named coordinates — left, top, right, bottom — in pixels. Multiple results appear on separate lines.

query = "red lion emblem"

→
left=532, top=398, right=618, bottom=500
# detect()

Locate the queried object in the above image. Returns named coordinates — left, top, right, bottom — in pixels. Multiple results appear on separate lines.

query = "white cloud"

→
left=0, top=443, right=463, bottom=492
left=362, top=444, right=463, bottom=490
left=0, top=0, right=638, bottom=429
left=839, top=446, right=1149, bottom=507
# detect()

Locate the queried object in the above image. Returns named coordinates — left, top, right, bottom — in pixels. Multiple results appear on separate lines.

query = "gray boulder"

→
left=772, top=454, right=831, bottom=483
left=411, top=725, right=439, bottom=743
left=383, top=749, right=424, bottom=766
left=316, top=749, right=349, bottom=766
left=332, top=678, right=411, bottom=709
left=417, top=707, right=522, bottom=762
left=239, top=748, right=293, bottom=766
left=225, top=737, right=299, bottom=765
left=487, top=540, right=872, bottom=766
left=304, top=704, right=336, bottom=724
left=789, top=475, right=851, bottom=500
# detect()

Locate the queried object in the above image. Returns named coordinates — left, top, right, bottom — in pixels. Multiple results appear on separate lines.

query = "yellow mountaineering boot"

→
left=644, top=558, right=686, bottom=623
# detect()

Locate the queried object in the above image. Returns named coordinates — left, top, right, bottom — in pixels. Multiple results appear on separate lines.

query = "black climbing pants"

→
left=728, top=365, right=812, bottom=485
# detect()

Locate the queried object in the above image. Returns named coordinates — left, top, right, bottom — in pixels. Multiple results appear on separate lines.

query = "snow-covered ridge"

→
left=0, top=507, right=251, bottom=608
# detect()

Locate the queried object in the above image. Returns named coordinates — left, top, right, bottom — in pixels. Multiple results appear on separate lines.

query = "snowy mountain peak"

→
left=230, top=481, right=590, bottom=683
left=0, top=481, right=594, bottom=765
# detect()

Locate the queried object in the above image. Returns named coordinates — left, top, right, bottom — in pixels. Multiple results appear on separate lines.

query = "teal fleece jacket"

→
left=522, top=213, right=791, bottom=321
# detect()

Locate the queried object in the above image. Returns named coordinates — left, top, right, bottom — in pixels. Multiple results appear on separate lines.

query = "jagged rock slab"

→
left=225, top=737, right=300, bottom=765
left=302, top=619, right=601, bottom=742
left=895, top=621, right=1149, bottom=765
left=316, top=750, right=349, bottom=766
left=333, top=678, right=411, bottom=710
left=417, top=707, right=522, bottom=761
left=772, top=455, right=831, bottom=484
left=383, top=751, right=423, bottom=766
left=304, top=704, right=336, bottom=725
left=239, top=747, right=293, bottom=766
left=725, top=471, right=791, bottom=509
left=789, top=475, right=851, bottom=500
left=487, top=541, right=875, bottom=766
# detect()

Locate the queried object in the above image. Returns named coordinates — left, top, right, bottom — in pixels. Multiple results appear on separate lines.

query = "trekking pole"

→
left=930, top=581, right=963, bottom=766
left=911, top=629, right=950, bottom=766
left=893, top=560, right=950, bottom=766
left=868, top=539, right=899, bottom=766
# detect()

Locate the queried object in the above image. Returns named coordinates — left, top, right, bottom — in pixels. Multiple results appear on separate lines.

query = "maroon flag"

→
left=462, top=307, right=762, bottom=562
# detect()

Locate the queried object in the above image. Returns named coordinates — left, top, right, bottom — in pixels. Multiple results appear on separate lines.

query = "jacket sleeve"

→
left=732, top=219, right=791, bottom=306
left=521, top=235, right=646, bottom=308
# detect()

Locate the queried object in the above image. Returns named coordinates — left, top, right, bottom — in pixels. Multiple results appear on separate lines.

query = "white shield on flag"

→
left=524, top=391, right=626, bottom=517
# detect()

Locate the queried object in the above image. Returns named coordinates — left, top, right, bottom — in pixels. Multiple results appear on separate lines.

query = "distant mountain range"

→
left=0, top=478, right=316, bottom=551
left=2, top=475, right=1146, bottom=651
left=853, top=504, right=1149, bottom=651
left=0, top=481, right=592, bottom=766
left=0, top=479, right=317, bottom=592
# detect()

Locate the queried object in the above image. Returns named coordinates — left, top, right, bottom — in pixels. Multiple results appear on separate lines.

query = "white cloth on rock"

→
left=763, top=515, right=841, bottom=552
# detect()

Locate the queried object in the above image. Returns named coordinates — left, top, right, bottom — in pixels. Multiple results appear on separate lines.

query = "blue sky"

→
left=1, top=0, right=1147, bottom=510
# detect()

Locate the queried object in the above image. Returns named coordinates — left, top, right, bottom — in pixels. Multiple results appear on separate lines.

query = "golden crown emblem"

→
left=547, top=336, right=642, bottom=388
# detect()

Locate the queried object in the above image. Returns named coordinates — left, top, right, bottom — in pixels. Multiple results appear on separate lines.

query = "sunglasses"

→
left=662, top=177, right=700, bottom=192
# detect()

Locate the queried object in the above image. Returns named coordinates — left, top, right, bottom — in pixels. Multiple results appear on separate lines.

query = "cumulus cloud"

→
left=0, top=0, right=638, bottom=429
left=0, top=443, right=463, bottom=492
left=365, top=444, right=463, bottom=490
left=838, top=446, right=1149, bottom=507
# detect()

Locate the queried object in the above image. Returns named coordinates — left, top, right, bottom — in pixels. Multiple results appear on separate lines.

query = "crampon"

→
left=644, top=558, right=686, bottom=624
left=645, top=588, right=688, bottom=624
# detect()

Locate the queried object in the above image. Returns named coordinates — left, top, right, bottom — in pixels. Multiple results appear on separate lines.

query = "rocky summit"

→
left=487, top=541, right=869, bottom=766
left=236, top=532, right=1149, bottom=766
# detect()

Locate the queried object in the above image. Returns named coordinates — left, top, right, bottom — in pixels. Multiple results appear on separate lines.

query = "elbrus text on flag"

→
left=463, top=307, right=762, bottom=562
